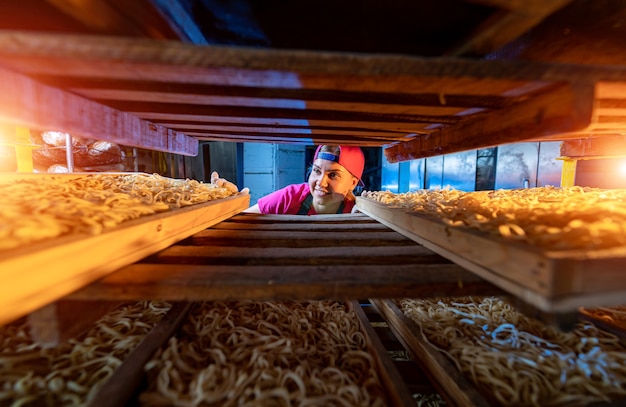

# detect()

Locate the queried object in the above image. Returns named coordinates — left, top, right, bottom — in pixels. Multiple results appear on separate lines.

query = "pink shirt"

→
left=257, top=183, right=355, bottom=215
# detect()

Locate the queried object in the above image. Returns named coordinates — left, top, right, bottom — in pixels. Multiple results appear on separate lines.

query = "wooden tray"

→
left=0, top=192, right=249, bottom=326
left=356, top=197, right=626, bottom=313
left=371, top=299, right=626, bottom=407
left=83, top=300, right=416, bottom=407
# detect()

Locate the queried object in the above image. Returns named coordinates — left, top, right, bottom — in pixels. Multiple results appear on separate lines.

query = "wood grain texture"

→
left=0, top=66, right=198, bottom=156
left=85, top=302, right=192, bottom=407
left=371, top=299, right=492, bottom=407
left=0, top=193, right=249, bottom=326
left=0, top=31, right=625, bottom=160
left=349, top=301, right=416, bottom=407
left=356, top=197, right=626, bottom=313
left=69, top=213, right=501, bottom=301
left=27, top=300, right=124, bottom=347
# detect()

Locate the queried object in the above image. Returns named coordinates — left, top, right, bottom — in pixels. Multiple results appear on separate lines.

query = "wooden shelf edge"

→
left=0, top=66, right=198, bottom=156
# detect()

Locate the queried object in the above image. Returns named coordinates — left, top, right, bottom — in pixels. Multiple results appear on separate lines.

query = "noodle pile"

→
left=140, top=300, right=388, bottom=407
left=362, top=187, right=626, bottom=251
left=398, top=297, right=626, bottom=406
left=0, top=173, right=236, bottom=250
left=0, top=301, right=171, bottom=406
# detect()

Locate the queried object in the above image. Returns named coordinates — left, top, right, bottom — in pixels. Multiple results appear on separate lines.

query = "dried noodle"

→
left=398, top=297, right=626, bottom=406
left=141, top=300, right=388, bottom=407
left=362, top=187, right=626, bottom=251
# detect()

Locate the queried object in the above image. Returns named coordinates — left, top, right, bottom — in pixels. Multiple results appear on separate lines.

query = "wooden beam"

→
left=44, top=0, right=148, bottom=36
left=99, top=99, right=461, bottom=125
left=148, top=0, right=209, bottom=43
left=384, top=83, right=594, bottom=162
left=68, top=263, right=498, bottom=301
left=560, top=135, right=626, bottom=158
left=44, top=0, right=185, bottom=41
left=34, top=76, right=515, bottom=109
left=460, top=0, right=572, bottom=15
left=448, top=1, right=573, bottom=56
left=0, top=66, right=198, bottom=156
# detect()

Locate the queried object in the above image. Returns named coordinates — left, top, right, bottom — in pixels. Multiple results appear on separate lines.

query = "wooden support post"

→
left=560, top=158, right=577, bottom=187
left=14, top=127, right=34, bottom=173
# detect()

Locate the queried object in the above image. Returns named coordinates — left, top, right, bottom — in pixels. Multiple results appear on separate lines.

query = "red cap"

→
left=314, top=145, right=365, bottom=186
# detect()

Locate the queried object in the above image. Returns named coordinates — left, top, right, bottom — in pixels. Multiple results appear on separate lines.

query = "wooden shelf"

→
left=1, top=31, right=626, bottom=161
left=356, top=197, right=626, bottom=314
left=68, top=212, right=502, bottom=302
left=0, top=190, right=249, bottom=326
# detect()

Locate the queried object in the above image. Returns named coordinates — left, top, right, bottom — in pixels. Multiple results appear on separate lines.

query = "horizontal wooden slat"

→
left=68, top=263, right=500, bottom=301
left=384, top=83, right=594, bottom=162
left=181, top=232, right=415, bottom=247
left=210, top=219, right=390, bottom=230
left=145, top=245, right=446, bottom=266
left=69, top=212, right=502, bottom=302
left=0, top=66, right=198, bottom=156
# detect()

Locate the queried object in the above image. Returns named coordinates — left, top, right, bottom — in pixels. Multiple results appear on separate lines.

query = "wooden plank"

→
left=147, top=245, right=445, bottom=265
left=0, top=194, right=249, bottom=327
left=4, top=32, right=626, bottom=84
left=85, top=302, right=192, bottom=407
left=371, top=299, right=492, bottom=407
left=211, top=220, right=390, bottom=231
left=149, top=0, right=209, bottom=43
left=1, top=31, right=625, bottom=155
left=384, top=83, right=595, bottom=162
left=191, top=133, right=392, bottom=147
left=44, top=76, right=514, bottom=108
left=0, top=66, right=198, bottom=156
left=189, top=228, right=405, bottom=240
left=560, top=135, right=626, bottom=158
left=448, top=0, right=573, bottom=57
left=45, top=0, right=158, bottom=38
left=96, top=100, right=462, bottom=127
left=77, top=89, right=468, bottom=117
left=181, top=131, right=411, bottom=146
left=154, top=122, right=409, bottom=138
left=356, top=197, right=626, bottom=312
left=348, top=300, right=416, bottom=406
left=230, top=212, right=374, bottom=222
left=130, top=112, right=463, bottom=134
left=68, top=263, right=500, bottom=302
left=183, top=228, right=414, bottom=247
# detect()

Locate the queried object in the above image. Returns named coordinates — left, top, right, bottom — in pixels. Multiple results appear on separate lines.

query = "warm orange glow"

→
left=619, top=159, right=626, bottom=177
left=0, top=123, right=15, bottom=143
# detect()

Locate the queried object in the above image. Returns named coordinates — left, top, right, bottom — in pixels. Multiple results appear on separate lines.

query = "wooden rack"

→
left=0, top=183, right=250, bottom=327
left=67, top=212, right=500, bottom=303
left=355, top=197, right=626, bottom=318
left=1, top=31, right=626, bottom=162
